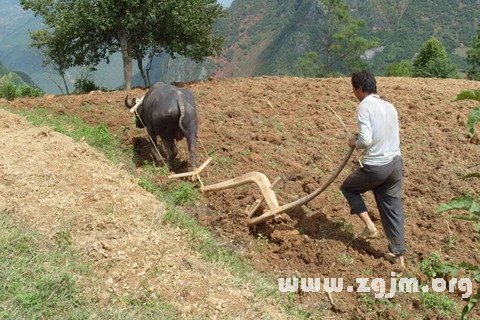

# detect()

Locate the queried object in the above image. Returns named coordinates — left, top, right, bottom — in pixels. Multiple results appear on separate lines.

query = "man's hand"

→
left=348, top=134, right=358, bottom=148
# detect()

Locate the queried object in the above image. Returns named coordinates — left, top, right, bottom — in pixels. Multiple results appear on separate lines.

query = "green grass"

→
left=421, top=292, right=458, bottom=317
left=209, top=151, right=234, bottom=168
left=420, top=252, right=459, bottom=278
left=5, top=107, right=128, bottom=163
left=357, top=294, right=410, bottom=320
left=337, top=253, right=354, bottom=266
left=0, top=211, right=179, bottom=319
left=0, top=211, right=88, bottom=319
left=164, top=182, right=200, bottom=206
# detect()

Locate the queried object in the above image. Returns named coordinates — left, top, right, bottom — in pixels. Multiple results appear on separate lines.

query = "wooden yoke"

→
left=168, top=157, right=212, bottom=186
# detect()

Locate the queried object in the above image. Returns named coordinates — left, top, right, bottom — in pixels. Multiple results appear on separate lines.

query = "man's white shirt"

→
left=355, top=94, right=401, bottom=166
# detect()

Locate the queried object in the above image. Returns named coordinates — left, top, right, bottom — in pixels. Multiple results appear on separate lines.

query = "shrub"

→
left=420, top=252, right=459, bottom=278
left=73, top=78, right=99, bottom=93
left=0, top=74, right=44, bottom=100
left=18, top=84, right=44, bottom=98
left=0, top=79, right=17, bottom=100
left=385, top=60, right=413, bottom=77
left=413, top=37, right=457, bottom=78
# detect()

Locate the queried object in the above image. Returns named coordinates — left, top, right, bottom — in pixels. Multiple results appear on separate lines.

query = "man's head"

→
left=351, top=70, right=377, bottom=101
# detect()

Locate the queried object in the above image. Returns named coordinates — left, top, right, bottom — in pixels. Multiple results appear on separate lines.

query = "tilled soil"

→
left=3, top=76, right=480, bottom=318
left=0, top=108, right=288, bottom=319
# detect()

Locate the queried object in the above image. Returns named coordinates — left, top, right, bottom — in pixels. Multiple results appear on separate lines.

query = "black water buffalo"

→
left=125, top=82, right=198, bottom=169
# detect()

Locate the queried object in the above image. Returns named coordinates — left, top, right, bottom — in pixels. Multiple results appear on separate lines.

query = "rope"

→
left=134, top=109, right=171, bottom=172
left=198, top=138, right=210, bottom=159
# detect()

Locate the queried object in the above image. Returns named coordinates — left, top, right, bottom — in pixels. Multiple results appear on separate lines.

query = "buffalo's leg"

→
left=160, top=136, right=178, bottom=170
left=180, top=124, right=197, bottom=169
left=186, top=136, right=197, bottom=169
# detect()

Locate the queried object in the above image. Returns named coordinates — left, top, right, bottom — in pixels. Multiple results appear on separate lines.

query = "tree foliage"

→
left=385, top=60, right=413, bottom=77
left=315, top=0, right=379, bottom=74
left=412, top=37, right=456, bottom=78
left=296, top=51, right=323, bottom=77
left=20, top=0, right=225, bottom=90
left=467, top=24, right=480, bottom=81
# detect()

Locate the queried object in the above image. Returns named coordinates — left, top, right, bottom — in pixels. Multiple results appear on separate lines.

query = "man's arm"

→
left=355, top=105, right=372, bottom=149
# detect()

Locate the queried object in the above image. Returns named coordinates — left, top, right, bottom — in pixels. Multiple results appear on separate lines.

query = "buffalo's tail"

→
left=177, top=91, right=188, bottom=135
left=176, top=91, right=197, bottom=168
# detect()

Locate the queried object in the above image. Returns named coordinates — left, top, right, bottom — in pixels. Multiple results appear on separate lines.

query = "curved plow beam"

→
left=248, top=146, right=355, bottom=226
left=200, top=146, right=355, bottom=226
left=201, top=172, right=280, bottom=211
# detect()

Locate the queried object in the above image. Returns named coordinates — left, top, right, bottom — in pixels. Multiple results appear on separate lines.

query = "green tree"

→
left=29, top=29, right=74, bottom=94
left=20, top=0, right=225, bottom=91
left=385, top=60, right=413, bottom=77
left=466, top=25, right=480, bottom=81
left=412, top=37, right=457, bottom=78
left=315, top=0, right=379, bottom=74
left=296, top=51, right=323, bottom=77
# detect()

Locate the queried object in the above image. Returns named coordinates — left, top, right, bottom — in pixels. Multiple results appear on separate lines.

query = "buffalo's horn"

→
left=124, top=94, right=135, bottom=108
left=129, top=95, right=145, bottom=113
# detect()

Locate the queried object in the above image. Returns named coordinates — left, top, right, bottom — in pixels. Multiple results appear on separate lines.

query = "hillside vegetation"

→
left=0, top=61, right=37, bottom=87
left=214, top=0, right=480, bottom=77
left=2, top=0, right=480, bottom=92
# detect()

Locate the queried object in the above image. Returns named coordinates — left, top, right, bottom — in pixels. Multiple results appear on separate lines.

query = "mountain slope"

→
left=0, top=60, right=37, bottom=87
left=2, top=0, right=480, bottom=92
left=350, top=0, right=480, bottom=70
left=214, top=0, right=480, bottom=77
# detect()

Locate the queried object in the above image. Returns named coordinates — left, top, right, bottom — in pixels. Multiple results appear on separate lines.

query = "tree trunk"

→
left=146, top=55, right=154, bottom=87
left=120, top=34, right=132, bottom=91
left=61, top=72, right=69, bottom=94
left=137, top=58, right=148, bottom=88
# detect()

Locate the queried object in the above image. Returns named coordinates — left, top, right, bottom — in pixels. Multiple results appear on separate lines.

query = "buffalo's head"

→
left=125, top=95, right=145, bottom=128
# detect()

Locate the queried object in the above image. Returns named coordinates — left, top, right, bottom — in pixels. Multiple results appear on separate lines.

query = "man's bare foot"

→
left=384, top=252, right=406, bottom=272
left=358, top=227, right=380, bottom=240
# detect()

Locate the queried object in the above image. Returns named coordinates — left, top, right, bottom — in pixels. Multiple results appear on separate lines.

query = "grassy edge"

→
left=0, top=209, right=180, bottom=319
left=0, top=211, right=91, bottom=319
left=2, top=105, right=311, bottom=319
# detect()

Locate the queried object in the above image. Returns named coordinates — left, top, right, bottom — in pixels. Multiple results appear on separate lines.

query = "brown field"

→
left=2, top=76, right=480, bottom=319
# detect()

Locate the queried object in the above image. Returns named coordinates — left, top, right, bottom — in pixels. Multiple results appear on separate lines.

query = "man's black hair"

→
left=351, top=70, right=377, bottom=94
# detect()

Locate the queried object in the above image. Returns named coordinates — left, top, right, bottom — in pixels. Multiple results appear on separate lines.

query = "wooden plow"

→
left=128, top=93, right=353, bottom=225
left=201, top=146, right=355, bottom=226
